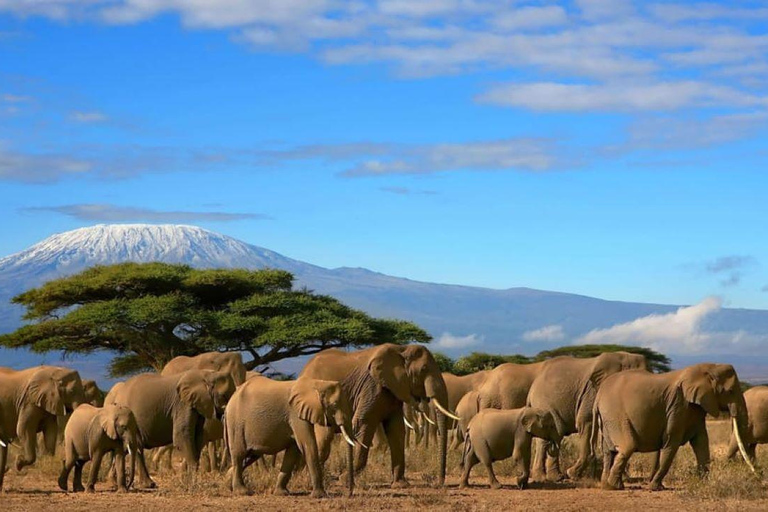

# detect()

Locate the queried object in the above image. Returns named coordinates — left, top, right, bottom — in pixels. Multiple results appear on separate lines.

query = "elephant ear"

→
left=289, top=379, right=334, bottom=426
left=681, top=369, right=720, bottom=417
left=99, top=407, right=120, bottom=440
left=177, top=372, right=215, bottom=419
left=520, top=409, right=538, bottom=434
left=589, top=353, right=625, bottom=388
left=22, top=372, right=66, bottom=416
left=368, top=346, right=412, bottom=404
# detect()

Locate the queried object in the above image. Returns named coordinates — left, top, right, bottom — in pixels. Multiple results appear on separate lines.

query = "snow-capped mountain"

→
left=2, top=224, right=768, bottom=383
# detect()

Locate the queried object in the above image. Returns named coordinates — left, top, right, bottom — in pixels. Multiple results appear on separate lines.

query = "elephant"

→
left=104, top=369, right=236, bottom=488
left=726, top=385, right=768, bottom=465
left=527, top=352, right=648, bottom=481
left=442, top=371, right=490, bottom=448
left=82, top=379, right=105, bottom=407
left=299, top=344, right=458, bottom=487
left=0, top=365, right=85, bottom=489
left=58, top=404, right=141, bottom=493
left=594, top=363, right=754, bottom=491
left=460, top=407, right=561, bottom=490
left=162, top=352, right=247, bottom=386
left=225, top=375, right=358, bottom=497
left=476, top=361, right=548, bottom=411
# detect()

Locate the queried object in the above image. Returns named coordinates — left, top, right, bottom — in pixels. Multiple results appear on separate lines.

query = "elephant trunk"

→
left=424, top=374, right=451, bottom=486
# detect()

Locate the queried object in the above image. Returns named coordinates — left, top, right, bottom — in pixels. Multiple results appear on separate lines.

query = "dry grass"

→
left=2, top=419, right=768, bottom=511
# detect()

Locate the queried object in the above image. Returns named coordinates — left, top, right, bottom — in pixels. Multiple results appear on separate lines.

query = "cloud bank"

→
left=21, top=204, right=270, bottom=223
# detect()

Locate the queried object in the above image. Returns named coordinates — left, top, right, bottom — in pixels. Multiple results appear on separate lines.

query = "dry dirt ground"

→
left=3, top=420, right=768, bottom=511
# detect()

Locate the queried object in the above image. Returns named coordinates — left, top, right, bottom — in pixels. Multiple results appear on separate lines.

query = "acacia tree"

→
left=0, top=262, right=430, bottom=377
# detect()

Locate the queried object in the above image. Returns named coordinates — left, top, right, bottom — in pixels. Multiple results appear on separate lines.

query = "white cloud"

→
left=70, top=111, right=109, bottom=123
left=522, top=325, right=566, bottom=343
left=2, top=94, right=32, bottom=103
left=627, top=111, right=768, bottom=149
left=21, top=203, right=270, bottom=222
left=575, top=297, right=748, bottom=354
left=435, top=332, right=484, bottom=349
left=477, top=81, right=768, bottom=112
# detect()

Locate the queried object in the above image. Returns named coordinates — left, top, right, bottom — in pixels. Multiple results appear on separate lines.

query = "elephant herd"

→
left=0, top=345, right=765, bottom=498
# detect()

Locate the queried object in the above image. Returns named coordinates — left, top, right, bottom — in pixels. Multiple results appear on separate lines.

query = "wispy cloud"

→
left=379, top=186, right=437, bottom=196
left=522, top=324, right=566, bottom=343
left=0, top=146, right=94, bottom=183
left=704, top=255, right=758, bottom=287
left=69, top=110, right=109, bottom=123
left=2, top=93, right=32, bottom=103
left=21, top=203, right=271, bottom=223
left=435, top=332, right=484, bottom=349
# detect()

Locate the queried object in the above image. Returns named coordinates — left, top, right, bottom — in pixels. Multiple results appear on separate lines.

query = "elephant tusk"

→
left=356, top=439, right=369, bottom=450
left=732, top=416, right=758, bottom=474
left=340, top=425, right=356, bottom=448
left=421, top=411, right=436, bottom=426
left=403, top=417, right=417, bottom=431
left=433, top=399, right=461, bottom=422
left=127, top=444, right=132, bottom=456
left=0, top=439, right=5, bottom=448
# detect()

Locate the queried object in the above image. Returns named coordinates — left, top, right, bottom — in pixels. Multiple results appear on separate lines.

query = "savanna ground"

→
left=2, top=420, right=768, bottom=511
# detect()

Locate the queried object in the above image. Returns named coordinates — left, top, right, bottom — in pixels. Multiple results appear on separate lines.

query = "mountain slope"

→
left=2, top=224, right=768, bottom=382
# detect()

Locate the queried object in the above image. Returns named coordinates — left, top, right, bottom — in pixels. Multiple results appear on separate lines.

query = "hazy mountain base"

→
left=1, top=420, right=767, bottom=511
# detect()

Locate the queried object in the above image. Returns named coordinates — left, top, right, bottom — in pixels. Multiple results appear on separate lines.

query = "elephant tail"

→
left=460, top=427, right=472, bottom=470
left=589, top=401, right=601, bottom=460
left=222, top=412, right=230, bottom=464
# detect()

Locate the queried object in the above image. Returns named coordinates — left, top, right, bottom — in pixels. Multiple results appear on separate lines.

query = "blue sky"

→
left=1, top=0, right=767, bottom=309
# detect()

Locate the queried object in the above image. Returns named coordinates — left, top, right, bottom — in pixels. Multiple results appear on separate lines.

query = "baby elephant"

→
left=58, top=404, right=140, bottom=493
left=460, top=407, right=560, bottom=490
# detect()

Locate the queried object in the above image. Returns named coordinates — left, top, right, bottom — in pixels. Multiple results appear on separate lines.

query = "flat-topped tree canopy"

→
left=0, top=262, right=431, bottom=377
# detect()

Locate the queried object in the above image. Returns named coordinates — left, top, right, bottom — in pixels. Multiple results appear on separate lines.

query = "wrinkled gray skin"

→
left=726, top=385, right=768, bottom=463
left=527, top=352, right=648, bottom=481
left=595, top=363, right=748, bottom=491
left=105, top=369, right=235, bottom=489
left=460, top=407, right=561, bottom=490
left=58, top=404, right=141, bottom=493
left=0, top=365, right=85, bottom=490
left=82, top=379, right=105, bottom=407
left=225, top=376, right=356, bottom=498
left=300, top=344, right=454, bottom=487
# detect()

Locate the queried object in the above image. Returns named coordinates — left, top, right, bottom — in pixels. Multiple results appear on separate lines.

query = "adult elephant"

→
left=595, top=363, right=754, bottom=490
left=162, top=352, right=247, bottom=386
left=300, top=344, right=458, bottom=487
left=527, top=352, right=648, bottom=481
left=105, top=369, right=235, bottom=488
left=476, top=361, right=548, bottom=411
left=726, top=385, right=768, bottom=465
left=0, top=365, right=85, bottom=489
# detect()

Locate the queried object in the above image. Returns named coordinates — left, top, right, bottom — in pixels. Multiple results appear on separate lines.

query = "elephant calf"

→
left=225, top=375, right=358, bottom=498
left=58, top=404, right=140, bottom=493
left=460, top=407, right=561, bottom=490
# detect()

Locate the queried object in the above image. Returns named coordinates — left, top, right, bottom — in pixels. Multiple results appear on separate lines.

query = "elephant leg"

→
left=230, top=447, right=250, bottom=496
left=567, top=431, right=593, bottom=480
left=113, top=450, right=127, bottom=492
left=0, top=444, right=6, bottom=490
left=517, top=445, right=531, bottom=490
left=275, top=444, right=301, bottom=496
left=601, top=448, right=616, bottom=486
left=605, top=449, right=633, bottom=490
left=384, top=413, right=408, bottom=488
left=73, top=461, right=86, bottom=492
left=649, top=444, right=680, bottom=491
left=352, top=423, right=376, bottom=475
left=58, top=457, right=75, bottom=491
left=86, top=449, right=105, bottom=492
left=531, top=437, right=547, bottom=481
left=136, top=449, right=157, bottom=489
left=293, top=419, right=326, bottom=498
left=689, top=429, right=710, bottom=477
left=647, top=451, right=660, bottom=482
left=545, top=441, right=564, bottom=482
left=459, top=451, right=478, bottom=488
left=485, top=461, right=501, bottom=490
